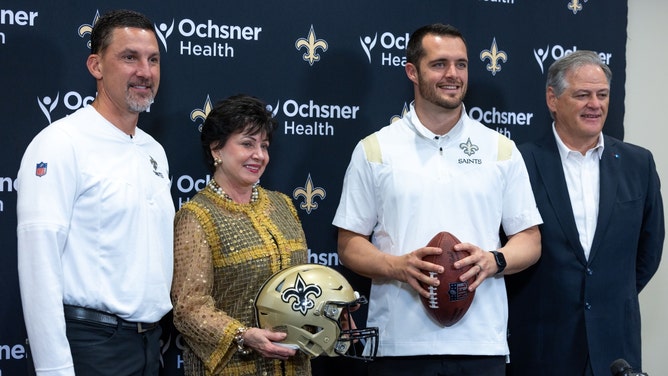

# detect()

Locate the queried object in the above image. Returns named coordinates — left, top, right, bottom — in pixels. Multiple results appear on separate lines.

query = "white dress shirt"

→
left=553, top=124, right=604, bottom=260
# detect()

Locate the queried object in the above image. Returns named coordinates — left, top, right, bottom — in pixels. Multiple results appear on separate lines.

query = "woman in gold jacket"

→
left=171, top=94, right=311, bottom=376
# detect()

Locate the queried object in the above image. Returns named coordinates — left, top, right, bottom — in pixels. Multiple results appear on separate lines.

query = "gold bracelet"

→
left=234, top=326, right=252, bottom=355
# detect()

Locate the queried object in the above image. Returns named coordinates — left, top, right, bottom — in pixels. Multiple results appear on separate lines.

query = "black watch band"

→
left=491, top=250, right=506, bottom=275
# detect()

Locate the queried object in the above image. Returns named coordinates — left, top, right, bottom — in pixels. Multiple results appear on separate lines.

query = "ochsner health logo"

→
left=37, top=91, right=95, bottom=124
left=533, top=44, right=612, bottom=73
left=155, top=19, right=175, bottom=52
left=151, top=16, right=262, bottom=58
left=360, top=33, right=377, bottom=63
left=37, top=93, right=59, bottom=124
left=359, top=31, right=409, bottom=66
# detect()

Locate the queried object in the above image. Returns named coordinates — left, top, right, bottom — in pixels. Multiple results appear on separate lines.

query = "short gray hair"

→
left=546, top=50, right=612, bottom=97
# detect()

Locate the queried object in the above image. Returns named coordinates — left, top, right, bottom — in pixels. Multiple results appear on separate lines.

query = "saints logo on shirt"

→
left=149, top=156, right=164, bottom=178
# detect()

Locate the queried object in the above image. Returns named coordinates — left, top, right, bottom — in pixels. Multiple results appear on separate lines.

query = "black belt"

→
left=64, top=305, right=158, bottom=333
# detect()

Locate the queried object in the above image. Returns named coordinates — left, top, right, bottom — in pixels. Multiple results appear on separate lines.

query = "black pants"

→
left=65, top=318, right=162, bottom=376
left=368, top=354, right=506, bottom=376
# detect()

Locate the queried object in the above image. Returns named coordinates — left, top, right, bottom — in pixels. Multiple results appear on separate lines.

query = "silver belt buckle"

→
left=137, top=322, right=148, bottom=333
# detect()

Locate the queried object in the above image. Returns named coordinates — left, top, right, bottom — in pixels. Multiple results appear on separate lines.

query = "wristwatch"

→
left=490, top=250, right=506, bottom=275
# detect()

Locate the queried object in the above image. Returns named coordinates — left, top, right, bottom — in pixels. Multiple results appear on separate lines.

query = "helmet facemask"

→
left=328, top=294, right=378, bottom=361
left=255, top=264, right=379, bottom=361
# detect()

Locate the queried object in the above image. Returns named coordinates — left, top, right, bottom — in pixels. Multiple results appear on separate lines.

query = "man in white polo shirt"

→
left=17, top=9, right=174, bottom=376
left=333, top=23, right=542, bottom=375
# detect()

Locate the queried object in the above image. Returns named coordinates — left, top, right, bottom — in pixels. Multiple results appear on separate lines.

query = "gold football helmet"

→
left=255, top=264, right=378, bottom=360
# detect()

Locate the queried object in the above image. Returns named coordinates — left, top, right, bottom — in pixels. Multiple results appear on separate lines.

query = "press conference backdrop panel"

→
left=0, top=1, right=627, bottom=375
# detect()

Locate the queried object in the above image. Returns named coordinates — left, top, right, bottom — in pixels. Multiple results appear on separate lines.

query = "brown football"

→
left=419, top=231, right=475, bottom=326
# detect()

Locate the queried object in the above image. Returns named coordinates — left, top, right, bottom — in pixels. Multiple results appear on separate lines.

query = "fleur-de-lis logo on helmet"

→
left=281, top=274, right=322, bottom=316
left=256, top=264, right=379, bottom=360
left=295, top=25, right=328, bottom=66
left=460, top=137, right=479, bottom=157
left=293, top=174, right=326, bottom=214
left=480, top=38, right=507, bottom=76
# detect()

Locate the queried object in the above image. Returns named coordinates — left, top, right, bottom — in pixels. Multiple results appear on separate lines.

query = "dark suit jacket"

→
left=506, top=131, right=664, bottom=376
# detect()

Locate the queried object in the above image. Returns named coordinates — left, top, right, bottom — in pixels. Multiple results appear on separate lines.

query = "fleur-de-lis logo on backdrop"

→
left=480, top=38, right=507, bottom=76
left=460, top=138, right=479, bottom=157
left=281, top=274, right=322, bottom=315
left=295, top=25, right=328, bottom=66
left=390, top=103, right=410, bottom=123
left=190, top=95, right=213, bottom=132
left=567, top=0, right=589, bottom=14
left=78, top=11, right=100, bottom=49
left=293, top=174, right=326, bottom=214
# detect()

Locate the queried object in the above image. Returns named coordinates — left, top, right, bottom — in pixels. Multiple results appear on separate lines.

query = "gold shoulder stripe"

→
left=362, top=133, right=382, bottom=163
left=497, top=133, right=513, bottom=161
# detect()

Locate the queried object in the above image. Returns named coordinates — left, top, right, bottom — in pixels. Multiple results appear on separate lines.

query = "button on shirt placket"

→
left=435, top=135, right=450, bottom=180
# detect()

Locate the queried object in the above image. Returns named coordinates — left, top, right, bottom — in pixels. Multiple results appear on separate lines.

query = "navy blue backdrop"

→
left=0, top=1, right=627, bottom=374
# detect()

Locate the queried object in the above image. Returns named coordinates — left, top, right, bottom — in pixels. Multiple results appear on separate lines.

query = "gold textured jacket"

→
left=171, top=185, right=311, bottom=376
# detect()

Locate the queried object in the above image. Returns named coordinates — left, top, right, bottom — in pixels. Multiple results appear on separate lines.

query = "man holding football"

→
left=333, top=23, right=542, bottom=375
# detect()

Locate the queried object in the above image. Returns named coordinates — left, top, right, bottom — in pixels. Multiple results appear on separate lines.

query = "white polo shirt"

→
left=17, top=105, right=175, bottom=376
left=333, top=103, right=541, bottom=357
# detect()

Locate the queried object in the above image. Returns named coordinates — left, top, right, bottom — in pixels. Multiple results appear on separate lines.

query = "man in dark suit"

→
left=506, top=50, right=664, bottom=376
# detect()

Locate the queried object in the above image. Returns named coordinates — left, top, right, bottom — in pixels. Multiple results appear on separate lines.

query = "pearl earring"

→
left=214, top=158, right=222, bottom=166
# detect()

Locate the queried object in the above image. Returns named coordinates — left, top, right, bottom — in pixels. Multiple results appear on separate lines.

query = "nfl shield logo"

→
left=35, top=162, right=47, bottom=177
